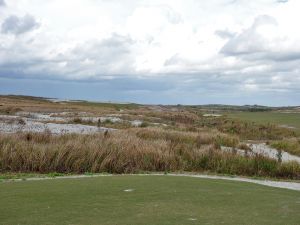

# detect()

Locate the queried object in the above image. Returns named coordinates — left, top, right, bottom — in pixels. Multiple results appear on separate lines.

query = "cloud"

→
left=0, top=32, right=136, bottom=80
left=215, top=30, right=236, bottom=39
left=0, top=0, right=5, bottom=7
left=221, top=15, right=278, bottom=56
left=1, top=14, right=39, bottom=35
left=277, top=0, right=288, bottom=3
left=0, top=0, right=299, bottom=105
left=220, top=13, right=300, bottom=63
left=62, top=33, right=136, bottom=78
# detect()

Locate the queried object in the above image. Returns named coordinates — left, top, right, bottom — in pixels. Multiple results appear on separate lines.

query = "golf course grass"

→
left=227, top=111, right=300, bottom=129
left=0, top=175, right=300, bottom=225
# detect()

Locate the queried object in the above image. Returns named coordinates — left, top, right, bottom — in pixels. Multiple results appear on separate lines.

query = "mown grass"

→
left=0, top=175, right=300, bottom=225
left=227, top=111, right=300, bottom=129
left=0, top=129, right=299, bottom=179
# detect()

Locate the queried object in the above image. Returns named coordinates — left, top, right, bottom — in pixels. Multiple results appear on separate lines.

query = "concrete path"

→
left=2, top=173, right=300, bottom=191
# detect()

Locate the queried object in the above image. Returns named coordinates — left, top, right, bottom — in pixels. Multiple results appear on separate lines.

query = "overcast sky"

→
left=0, top=0, right=299, bottom=105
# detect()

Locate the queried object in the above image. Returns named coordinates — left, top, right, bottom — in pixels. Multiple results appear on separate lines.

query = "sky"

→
left=0, top=0, right=299, bottom=105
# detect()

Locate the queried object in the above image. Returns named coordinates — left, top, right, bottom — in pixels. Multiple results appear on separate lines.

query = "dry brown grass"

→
left=1, top=95, right=300, bottom=179
left=1, top=95, right=297, bottom=141
left=0, top=96, right=121, bottom=115
left=134, top=128, right=239, bottom=148
left=271, top=138, right=300, bottom=156
left=141, top=111, right=199, bottom=124
left=197, top=116, right=297, bottom=140
left=0, top=128, right=299, bottom=179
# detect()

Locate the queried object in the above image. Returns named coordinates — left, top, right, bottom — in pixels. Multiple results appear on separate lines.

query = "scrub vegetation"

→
left=1, top=95, right=300, bottom=225
left=0, top=129, right=299, bottom=179
left=0, top=95, right=299, bottom=179
left=271, top=138, right=300, bottom=156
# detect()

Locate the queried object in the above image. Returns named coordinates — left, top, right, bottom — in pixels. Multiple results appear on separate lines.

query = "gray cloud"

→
left=221, top=15, right=277, bottom=56
left=219, top=15, right=300, bottom=63
left=2, top=70, right=299, bottom=105
left=1, top=14, right=39, bottom=35
left=0, top=1, right=299, bottom=105
left=63, top=33, right=136, bottom=77
left=164, top=54, right=183, bottom=66
left=215, top=29, right=236, bottom=39
left=0, top=0, right=5, bottom=7
left=72, top=33, right=133, bottom=62
left=0, top=33, right=136, bottom=80
left=277, top=0, right=288, bottom=3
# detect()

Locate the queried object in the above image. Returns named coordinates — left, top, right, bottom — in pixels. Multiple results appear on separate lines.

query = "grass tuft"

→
left=0, top=129, right=299, bottom=179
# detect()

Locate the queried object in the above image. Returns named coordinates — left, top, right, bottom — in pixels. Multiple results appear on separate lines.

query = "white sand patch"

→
left=221, top=143, right=300, bottom=164
left=0, top=112, right=117, bottom=134
left=250, top=143, right=300, bottom=163
left=80, top=116, right=122, bottom=123
left=0, top=115, right=20, bottom=120
left=203, top=114, right=222, bottom=117
left=151, top=122, right=168, bottom=127
left=221, top=146, right=245, bottom=155
left=131, top=120, right=143, bottom=127
left=278, top=125, right=296, bottom=129
left=123, top=189, right=134, bottom=192
left=15, top=112, right=66, bottom=122
left=106, top=114, right=124, bottom=117
left=0, top=120, right=113, bottom=134
left=1, top=112, right=166, bottom=132
left=46, top=98, right=82, bottom=103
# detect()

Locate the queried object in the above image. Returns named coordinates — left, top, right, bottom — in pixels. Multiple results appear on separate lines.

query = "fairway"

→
left=227, top=112, right=300, bottom=129
left=0, top=176, right=300, bottom=225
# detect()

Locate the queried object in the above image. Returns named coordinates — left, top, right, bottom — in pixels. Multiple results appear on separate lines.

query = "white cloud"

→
left=0, top=0, right=299, bottom=104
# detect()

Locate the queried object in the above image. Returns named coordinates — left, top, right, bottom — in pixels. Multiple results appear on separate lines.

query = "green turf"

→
left=227, top=112, right=300, bottom=129
left=0, top=176, right=299, bottom=225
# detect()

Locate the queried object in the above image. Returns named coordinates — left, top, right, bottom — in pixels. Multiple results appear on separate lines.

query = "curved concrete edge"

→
left=1, top=173, right=300, bottom=191
left=166, top=174, right=300, bottom=191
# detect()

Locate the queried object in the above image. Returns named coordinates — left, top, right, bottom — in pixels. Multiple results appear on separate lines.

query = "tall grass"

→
left=68, top=117, right=132, bottom=129
left=271, top=138, right=300, bottom=156
left=133, top=110, right=297, bottom=140
left=0, top=129, right=299, bottom=179
left=197, top=117, right=297, bottom=140
left=0, top=106, right=22, bottom=115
